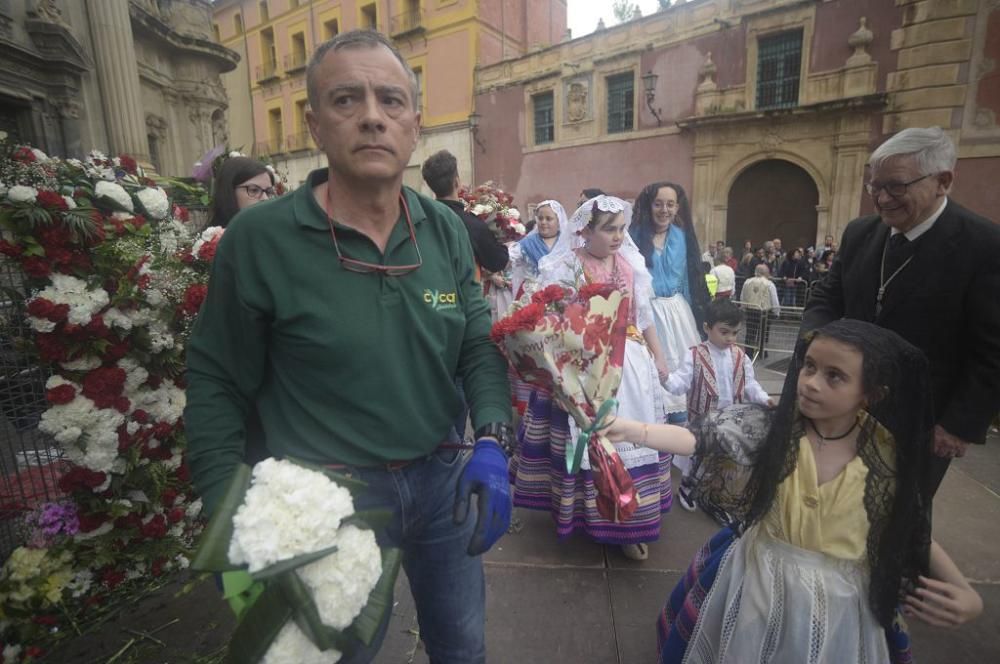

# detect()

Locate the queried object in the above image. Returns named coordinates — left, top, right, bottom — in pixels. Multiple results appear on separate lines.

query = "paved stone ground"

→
left=49, top=360, right=1000, bottom=662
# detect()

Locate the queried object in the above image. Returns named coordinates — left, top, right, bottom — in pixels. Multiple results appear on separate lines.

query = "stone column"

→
left=85, top=0, right=149, bottom=162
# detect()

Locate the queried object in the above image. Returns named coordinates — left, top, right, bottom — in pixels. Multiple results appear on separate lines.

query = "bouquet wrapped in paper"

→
left=491, top=283, right=638, bottom=522
left=191, top=458, right=401, bottom=663
left=460, top=181, right=526, bottom=243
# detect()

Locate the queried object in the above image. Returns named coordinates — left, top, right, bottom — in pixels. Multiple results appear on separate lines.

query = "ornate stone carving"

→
left=54, top=97, right=82, bottom=119
left=211, top=109, right=228, bottom=147
left=28, top=0, right=65, bottom=25
left=846, top=17, right=873, bottom=67
left=146, top=113, right=168, bottom=138
left=566, top=81, right=589, bottom=122
left=974, top=107, right=996, bottom=129
left=760, top=128, right=784, bottom=153
left=697, top=51, right=718, bottom=91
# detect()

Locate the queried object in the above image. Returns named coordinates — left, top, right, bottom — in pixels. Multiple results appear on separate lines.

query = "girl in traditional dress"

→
left=510, top=196, right=673, bottom=561
left=654, top=320, right=982, bottom=663
left=507, top=200, right=569, bottom=414
left=630, top=182, right=711, bottom=487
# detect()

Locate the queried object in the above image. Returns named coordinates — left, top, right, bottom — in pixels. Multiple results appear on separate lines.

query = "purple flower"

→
left=31, top=502, right=79, bottom=541
left=192, top=145, right=226, bottom=183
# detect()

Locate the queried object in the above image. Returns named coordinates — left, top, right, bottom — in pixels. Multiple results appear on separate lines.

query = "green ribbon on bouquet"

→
left=567, top=398, right=617, bottom=475
left=191, top=461, right=402, bottom=663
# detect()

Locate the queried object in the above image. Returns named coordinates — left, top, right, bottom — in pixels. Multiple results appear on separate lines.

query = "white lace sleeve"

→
left=538, top=252, right=584, bottom=289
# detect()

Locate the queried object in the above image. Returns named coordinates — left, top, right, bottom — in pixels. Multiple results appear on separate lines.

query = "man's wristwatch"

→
left=474, top=422, right=514, bottom=457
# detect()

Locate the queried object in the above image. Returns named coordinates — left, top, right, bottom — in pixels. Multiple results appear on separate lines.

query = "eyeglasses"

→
left=864, top=174, right=934, bottom=198
left=324, top=189, right=423, bottom=276
left=236, top=184, right=276, bottom=199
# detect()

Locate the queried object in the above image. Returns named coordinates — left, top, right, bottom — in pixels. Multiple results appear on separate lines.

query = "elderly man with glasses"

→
left=184, top=30, right=512, bottom=663
left=801, top=126, right=1000, bottom=499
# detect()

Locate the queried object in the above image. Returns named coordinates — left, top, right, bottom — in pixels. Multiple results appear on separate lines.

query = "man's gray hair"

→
left=869, top=126, right=957, bottom=175
left=306, top=30, right=420, bottom=112
left=755, top=263, right=770, bottom=277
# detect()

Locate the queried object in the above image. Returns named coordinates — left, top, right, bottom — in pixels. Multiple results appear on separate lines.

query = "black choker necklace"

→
left=807, top=417, right=859, bottom=447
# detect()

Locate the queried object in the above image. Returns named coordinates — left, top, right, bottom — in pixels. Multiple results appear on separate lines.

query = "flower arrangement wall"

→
left=0, top=138, right=223, bottom=658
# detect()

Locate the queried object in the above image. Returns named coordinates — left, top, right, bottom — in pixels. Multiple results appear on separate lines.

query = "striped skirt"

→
left=510, top=390, right=673, bottom=545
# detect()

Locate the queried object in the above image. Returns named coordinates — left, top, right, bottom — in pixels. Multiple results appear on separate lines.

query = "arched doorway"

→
left=726, top=159, right=818, bottom=250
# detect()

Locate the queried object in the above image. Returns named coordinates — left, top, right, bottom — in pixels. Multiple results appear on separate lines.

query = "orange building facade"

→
left=212, top=0, right=567, bottom=189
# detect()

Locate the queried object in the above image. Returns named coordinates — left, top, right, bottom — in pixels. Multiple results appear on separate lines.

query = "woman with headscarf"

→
left=655, top=320, right=982, bottom=662
left=510, top=196, right=673, bottom=561
left=630, top=182, right=711, bottom=485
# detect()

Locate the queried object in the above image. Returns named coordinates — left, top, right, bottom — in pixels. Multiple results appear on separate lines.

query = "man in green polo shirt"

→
left=184, top=30, right=512, bottom=663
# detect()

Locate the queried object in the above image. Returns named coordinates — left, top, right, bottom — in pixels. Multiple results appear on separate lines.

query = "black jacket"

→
left=439, top=199, right=509, bottom=273
left=802, top=199, right=1000, bottom=443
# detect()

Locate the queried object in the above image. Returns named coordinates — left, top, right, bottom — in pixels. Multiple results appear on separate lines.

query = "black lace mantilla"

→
left=691, top=320, right=933, bottom=629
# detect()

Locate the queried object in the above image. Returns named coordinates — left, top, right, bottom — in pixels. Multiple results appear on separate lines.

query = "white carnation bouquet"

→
left=191, top=458, right=401, bottom=663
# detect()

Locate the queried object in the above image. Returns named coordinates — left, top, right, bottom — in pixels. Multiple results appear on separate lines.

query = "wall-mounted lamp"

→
left=469, top=112, right=486, bottom=153
left=641, top=70, right=663, bottom=127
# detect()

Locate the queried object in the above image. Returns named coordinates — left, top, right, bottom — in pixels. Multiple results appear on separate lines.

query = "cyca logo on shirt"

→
left=424, top=289, right=458, bottom=311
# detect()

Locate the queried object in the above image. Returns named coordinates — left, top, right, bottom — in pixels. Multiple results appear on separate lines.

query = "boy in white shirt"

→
left=665, top=299, right=774, bottom=511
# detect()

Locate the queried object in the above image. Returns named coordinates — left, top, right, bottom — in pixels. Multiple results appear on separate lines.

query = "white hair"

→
left=755, top=263, right=770, bottom=277
left=869, top=127, right=956, bottom=175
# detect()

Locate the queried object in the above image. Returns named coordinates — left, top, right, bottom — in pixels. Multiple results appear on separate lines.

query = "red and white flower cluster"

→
left=460, top=180, right=526, bottom=243
left=0, top=138, right=212, bottom=657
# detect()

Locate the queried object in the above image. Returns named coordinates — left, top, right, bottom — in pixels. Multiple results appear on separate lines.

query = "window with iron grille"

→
left=756, top=30, right=803, bottom=110
left=606, top=72, right=634, bottom=134
left=533, top=91, right=554, bottom=145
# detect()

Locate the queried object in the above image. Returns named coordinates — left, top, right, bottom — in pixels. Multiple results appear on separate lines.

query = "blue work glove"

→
left=453, top=438, right=512, bottom=556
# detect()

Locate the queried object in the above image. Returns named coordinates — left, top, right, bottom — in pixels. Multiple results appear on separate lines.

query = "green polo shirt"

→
left=184, top=169, right=511, bottom=514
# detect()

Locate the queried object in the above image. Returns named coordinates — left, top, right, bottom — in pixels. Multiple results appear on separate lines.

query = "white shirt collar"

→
left=890, top=197, right=948, bottom=241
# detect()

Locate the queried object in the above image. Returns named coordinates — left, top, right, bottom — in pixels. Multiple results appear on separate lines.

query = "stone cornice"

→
left=676, top=93, right=888, bottom=131
left=129, top=0, right=240, bottom=73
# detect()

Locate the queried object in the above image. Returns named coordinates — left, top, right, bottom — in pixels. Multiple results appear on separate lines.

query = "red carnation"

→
left=114, top=396, right=131, bottom=413
left=129, top=214, right=147, bottom=230
left=196, top=237, right=220, bottom=262
left=106, top=339, right=130, bottom=361
left=38, top=225, right=71, bottom=248
left=46, top=384, right=76, bottom=405
left=173, top=204, right=189, bottom=221
left=181, top=284, right=207, bottom=315
left=160, top=487, right=178, bottom=506
left=36, top=190, right=68, bottom=211
left=118, top=154, right=138, bottom=174
left=32, top=614, right=59, bottom=626
left=85, top=315, right=110, bottom=338
left=114, top=513, right=142, bottom=531
left=81, top=366, right=127, bottom=409
left=59, top=466, right=108, bottom=492
left=0, top=240, right=23, bottom=257
left=99, top=567, right=126, bottom=589
left=76, top=511, right=108, bottom=533
left=24, top=646, right=45, bottom=660
left=151, top=557, right=167, bottom=577
left=12, top=146, right=36, bottom=163
left=175, top=462, right=191, bottom=482
left=133, top=409, right=149, bottom=424
left=35, top=333, right=69, bottom=362
left=531, top=284, right=567, bottom=306
left=167, top=506, right=185, bottom=524
left=23, top=257, right=51, bottom=278
left=141, top=514, right=168, bottom=539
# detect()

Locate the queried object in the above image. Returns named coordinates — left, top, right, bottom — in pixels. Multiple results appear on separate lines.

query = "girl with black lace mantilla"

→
left=645, top=320, right=981, bottom=662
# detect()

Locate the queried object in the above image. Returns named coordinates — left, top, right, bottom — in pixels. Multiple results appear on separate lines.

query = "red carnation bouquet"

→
left=460, top=181, right=527, bottom=243
left=491, top=283, right=638, bottom=522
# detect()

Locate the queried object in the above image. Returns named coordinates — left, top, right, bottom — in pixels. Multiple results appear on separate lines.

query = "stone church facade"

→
left=0, top=0, right=238, bottom=176
left=473, top=0, right=1000, bottom=248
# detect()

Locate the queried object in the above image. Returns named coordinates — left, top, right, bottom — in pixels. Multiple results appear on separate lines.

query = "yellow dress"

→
left=766, top=416, right=896, bottom=561
left=684, top=414, right=898, bottom=663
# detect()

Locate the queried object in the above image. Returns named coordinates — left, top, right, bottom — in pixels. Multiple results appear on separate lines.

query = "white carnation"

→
left=262, top=621, right=340, bottom=664
left=60, top=356, right=102, bottom=371
left=39, top=397, right=124, bottom=473
left=148, top=320, right=175, bottom=353
left=31, top=148, right=49, bottom=162
left=229, top=151, right=245, bottom=158
left=508, top=208, right=521, bottom=220
left=136, top=187, right=169, bottom=219
left=29, top=317, right=56, bottom=333
left=63, top=195, right=77, bottom=209
left=32, top=274, right=109, bottom=327
left=297, top=525, right=382, bottom=629
left=228, top=459, right=355, bottom=572
left=118, top=357, right=149, bottom=394
left=95, top=180, right=133, bottom=212
left=7, top=185, right=38, bottom=204
left=102, top=307, right=134, bottom=331
left=146, top=289, right=165, bottom=306
left=472, top=204, right=490, bottom=216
